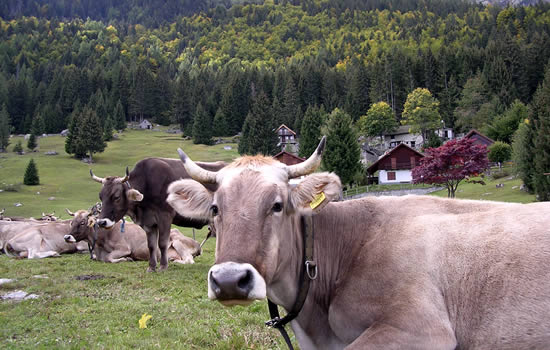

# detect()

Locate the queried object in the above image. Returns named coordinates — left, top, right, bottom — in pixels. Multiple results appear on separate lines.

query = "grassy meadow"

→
left=0, top=128, right=535, bottom=349
left=1, top=128, right=293, bottom=349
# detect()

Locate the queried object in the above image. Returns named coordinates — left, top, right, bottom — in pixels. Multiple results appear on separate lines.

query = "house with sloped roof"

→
left=367, top=143, right=424, bottom=184
left=464, top=129, right=494, bottom=147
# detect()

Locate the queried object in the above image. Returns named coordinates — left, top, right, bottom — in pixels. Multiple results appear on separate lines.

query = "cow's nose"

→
left=210, top=268, right=253, bottom=300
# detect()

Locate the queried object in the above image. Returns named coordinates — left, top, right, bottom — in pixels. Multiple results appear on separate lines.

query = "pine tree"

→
left=212, top=107, right=229, bottom=137
left=173, top=71, right=193, bottom=134
left=192, top=103, right=213, bottom=145
left=238, top=90, right=278, bottom=156
left=66, top=107, right=106, bottom=161
left=532, top=65, right=550, bottom=201
left=322, top=108, right=362, bottom=186
left=0, top=104, right=10, bottom=151
left=103, top=116, right=114, bottom=141
left=114, top=100, right=126, bottom=131
left=27, top=133, right=37, bottom=151
left=23, top=158, right=39, bottom=185
left=512, top=121, right=535, bottom=193
left=299, top=105, right=326, bottom=158
left=30, top=113, right=45, bottom=136
left=13, top=140, right=23, bottom=154
left=281, top=78, right=302, bottom=132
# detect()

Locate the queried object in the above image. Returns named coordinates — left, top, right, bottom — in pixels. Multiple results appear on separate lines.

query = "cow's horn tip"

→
left=317, top=136, right=327, bottom=155
left=177, top=148, right=188, bottom=163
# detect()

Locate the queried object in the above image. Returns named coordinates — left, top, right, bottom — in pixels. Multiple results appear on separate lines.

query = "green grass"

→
left=0, top=128, right=239, bottom=219
left=429, top=168, right=536, bottom=203
left=0, top=129, right=293, bottom=349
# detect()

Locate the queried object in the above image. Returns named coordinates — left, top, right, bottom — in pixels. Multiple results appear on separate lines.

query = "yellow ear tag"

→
left=310, top=192, right=326, bottom=210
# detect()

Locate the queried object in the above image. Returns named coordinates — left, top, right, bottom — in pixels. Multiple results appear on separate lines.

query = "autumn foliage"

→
left=412, top=138, right=489, bottom=198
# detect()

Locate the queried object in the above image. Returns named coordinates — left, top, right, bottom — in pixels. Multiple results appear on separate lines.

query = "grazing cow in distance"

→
left=167, top=137, right=550, bottom=350
left=4, top=220, right=88, bottom=259
left=90, top=157, right=225, bottom=271
left=64, top=209, right=201, bottom=264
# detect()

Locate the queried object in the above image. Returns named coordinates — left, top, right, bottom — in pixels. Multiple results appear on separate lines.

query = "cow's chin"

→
left=218, top=299, right=255, bottom=307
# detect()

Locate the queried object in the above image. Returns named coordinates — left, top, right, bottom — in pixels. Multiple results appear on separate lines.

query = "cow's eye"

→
left=272, top=202, right=283, bottom=213
left=211, top=205, right=219, bottom=216
left=114, top=195, right=120, bottom=201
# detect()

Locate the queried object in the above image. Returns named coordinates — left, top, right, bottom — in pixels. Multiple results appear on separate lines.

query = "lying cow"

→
left=4, top=220, right=88, bottom=259
left=167, top=137, right=550, bottom=350
left=64, top=209, right=201, bottom=264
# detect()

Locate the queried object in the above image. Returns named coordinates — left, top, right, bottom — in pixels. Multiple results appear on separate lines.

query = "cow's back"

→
left=321, top=195, right=550, bottom=349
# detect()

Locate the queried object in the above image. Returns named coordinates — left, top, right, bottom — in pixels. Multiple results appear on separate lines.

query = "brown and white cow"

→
left=64, top=210, right=201, bottom=264
left=90, top=157, right=225, bottom=271
left=167, top=138, right=550, bottom=350
left=4, top=220, right=88, bottom=259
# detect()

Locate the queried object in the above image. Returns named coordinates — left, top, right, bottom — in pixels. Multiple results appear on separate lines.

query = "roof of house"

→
left=276, top=124, right=296, bottom=135
left=464, top=129, right=494, bottom=145
left=273, top=151, right=305, bottom=166
left=366, top=143, right=424, bottom=175
left=383, top=125, right=414, bottom=136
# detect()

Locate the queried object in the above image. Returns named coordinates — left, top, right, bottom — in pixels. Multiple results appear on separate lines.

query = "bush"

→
left=23, top=159, right=40, bottom=185
left=491, top=169, right=511, bottom=180
left=13, top=140, right=23, bottom=154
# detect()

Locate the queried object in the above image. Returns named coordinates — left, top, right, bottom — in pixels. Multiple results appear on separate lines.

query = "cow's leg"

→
left=104, top=247, right=132, bottom=263
left=344, top=322, right=456, bottom=350
left=146, top=228, right=159, bottom=272
left=29, top=249, right=61, bottom=259
left=157, top=221, right=171, bottom=271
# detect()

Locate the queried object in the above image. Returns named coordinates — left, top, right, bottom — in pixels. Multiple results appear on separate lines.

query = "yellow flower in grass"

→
left=139, top=313, right=152, bottom=329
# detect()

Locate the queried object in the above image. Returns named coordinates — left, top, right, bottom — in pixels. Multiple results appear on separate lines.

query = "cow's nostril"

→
left=238, top=270, right=252, bottom=290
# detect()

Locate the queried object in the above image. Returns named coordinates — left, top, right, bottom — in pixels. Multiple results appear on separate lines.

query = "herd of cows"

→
left=2, top=137, right=550, bottom=349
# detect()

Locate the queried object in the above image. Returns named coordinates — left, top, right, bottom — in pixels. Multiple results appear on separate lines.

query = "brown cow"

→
left=167, top=138, right=550, bottom=350
left=4, top=221, right=88, bottom=259
left=64, top=210, right=200, bottom=264
left=90, top=157, right=225, bottom=271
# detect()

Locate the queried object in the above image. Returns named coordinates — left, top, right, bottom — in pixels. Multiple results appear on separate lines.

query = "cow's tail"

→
left=4, top=242, right=19, bottom=258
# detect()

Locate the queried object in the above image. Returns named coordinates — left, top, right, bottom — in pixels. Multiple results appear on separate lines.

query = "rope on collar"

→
left=266, top=214, right=316, bottom=350
left=89, top=222, right=99, bottom=259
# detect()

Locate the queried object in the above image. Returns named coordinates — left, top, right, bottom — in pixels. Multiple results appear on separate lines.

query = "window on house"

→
left=411, top=141, right=415, bottom=148
left=387, top=172, right=396, bottom=180
left=391, top=135, right=395, bottom=139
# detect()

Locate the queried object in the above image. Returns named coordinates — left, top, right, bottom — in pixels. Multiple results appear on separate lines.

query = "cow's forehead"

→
left=217, top=163, right=289, bottom=191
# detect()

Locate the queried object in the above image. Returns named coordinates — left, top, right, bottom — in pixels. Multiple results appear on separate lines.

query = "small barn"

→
left=464, top=129, right=494, bottom=147
left=367, top=143, right=424, bottom=184
left=273, top=151, right=305, bottom=166
left=139, top=119, right=153, bottom=129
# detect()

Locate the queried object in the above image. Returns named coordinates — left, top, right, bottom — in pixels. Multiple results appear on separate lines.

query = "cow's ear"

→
left=167, top=179, right=213, bottom=220
left=290, top=172, right=342, bottom=213
left=127, top=189, right=144, bottom=202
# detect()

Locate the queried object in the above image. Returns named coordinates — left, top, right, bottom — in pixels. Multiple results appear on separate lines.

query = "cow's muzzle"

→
left=64, top=234, right=76, bottom=243
left=97, top=218, right=115, bottom=229
left=208, top=262, right=266, bottom=306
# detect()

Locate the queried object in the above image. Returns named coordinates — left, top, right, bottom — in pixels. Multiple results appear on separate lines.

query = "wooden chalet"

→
left=366, top=143, right=424, bottom=184
left=273, top=151, right=305, bottom=166
left=464, top=129, right=494, bottom=147
left=276, top=124, right=297, bottom=149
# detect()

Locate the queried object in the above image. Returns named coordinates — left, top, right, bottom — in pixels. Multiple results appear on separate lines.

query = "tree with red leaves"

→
left=412, top=138, right=489, bottom=198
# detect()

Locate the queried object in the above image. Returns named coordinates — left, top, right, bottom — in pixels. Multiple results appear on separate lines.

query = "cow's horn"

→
left=118, top=167, right=129, bottom=183
left=90, top=169, right=105, bottom=184
left=65, top=208, right=75, bottom=217
left=177, top=148, right=218, bottom=184
left=286, top=136, right=326, bottom=178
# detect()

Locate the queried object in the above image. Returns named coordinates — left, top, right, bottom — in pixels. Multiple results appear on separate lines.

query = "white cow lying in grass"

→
left=3, top=220, right=88, bottom=259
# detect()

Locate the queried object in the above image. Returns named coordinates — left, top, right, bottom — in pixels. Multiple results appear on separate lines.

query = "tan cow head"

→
left=167, top=137, right=341, bottom=306
left=64, top=209, right=97, bottom=243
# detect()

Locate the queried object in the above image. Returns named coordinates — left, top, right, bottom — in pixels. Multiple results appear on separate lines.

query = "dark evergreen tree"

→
left=238, top=90, right=278, bottom=156
left=192, top=102, right=213, bottom=145
left=0, top=104, right=10, bottom=151
left=299, top=105, right=326, bottom=158
left=23, top=158, right=39, bottom=185
left=30, top=113, right=45, bottom=136
left=322, top=108, right=362, bottom=185
left=212, top=107, right=229, bottom=137
left=173, top=70, right=193, bottom=135
left=66, top=107, right=106, bottom=161
left=103, top=116, right=114, bottom=141
left=13, top=140, right=23, bottom=154
left=27, top=133, right=37, bottom=151
left=114, top=100, right=126, bottom=131
left=512, top=121, right=535, bottom=193
left=532, top=65, right=550, bottom=201
left=281, top=77, right=302, bottom=133
left=345, top=61, right=370, bottom=121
